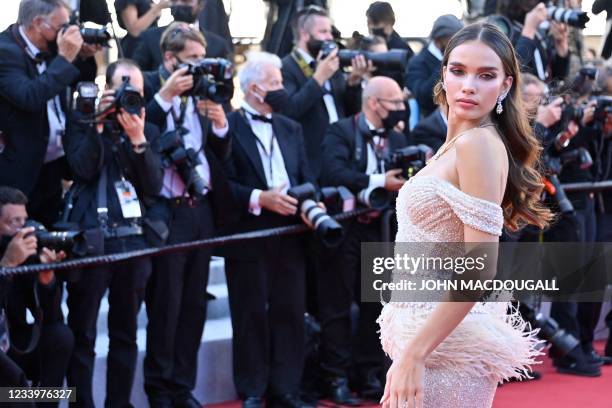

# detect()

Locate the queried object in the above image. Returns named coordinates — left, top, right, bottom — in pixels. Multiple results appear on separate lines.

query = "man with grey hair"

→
left=0, top=0, right=85, bottom=227
left=222, top=51, right=316, bottom=408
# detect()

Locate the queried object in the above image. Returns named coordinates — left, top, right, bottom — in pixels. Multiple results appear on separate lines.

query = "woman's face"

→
left=443, top=40, right=513, bottom=122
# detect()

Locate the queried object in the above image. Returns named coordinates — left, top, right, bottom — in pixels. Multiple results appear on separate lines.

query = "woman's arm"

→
left=382, top=129, right=507, bottom=408
left=121, top=1, right=171, bottom=38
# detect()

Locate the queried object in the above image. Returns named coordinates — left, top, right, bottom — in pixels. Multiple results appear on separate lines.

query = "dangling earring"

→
left=496, top=92, right=507, bottom=115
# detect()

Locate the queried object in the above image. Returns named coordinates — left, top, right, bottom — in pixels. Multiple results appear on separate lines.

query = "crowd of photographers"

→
left=1, top=0, right=612, bottom=407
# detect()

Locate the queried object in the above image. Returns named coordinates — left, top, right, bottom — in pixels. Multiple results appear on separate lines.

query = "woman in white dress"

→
left=378, top=22, right=553, bottom=408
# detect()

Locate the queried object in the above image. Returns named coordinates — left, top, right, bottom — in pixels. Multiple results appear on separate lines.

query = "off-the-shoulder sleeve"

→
left=436, top=182, right=504, bottom=236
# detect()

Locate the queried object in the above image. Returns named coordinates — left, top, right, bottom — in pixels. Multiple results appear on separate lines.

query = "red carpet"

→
left=205, top=342, right=612, bottom=408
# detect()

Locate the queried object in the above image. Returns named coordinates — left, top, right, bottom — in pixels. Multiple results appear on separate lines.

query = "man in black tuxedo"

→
left=222, top=51, right=316, bottom=408
left=63, top=60, right=164, bottom=408
left=406, top=14, right=463, bottom=118
left=280, top=5, right=367, bottom=178
left=411, top=107, right=448, bottom=152
left=0, top=186, right=72, bottom=395
left=0, top=0, right=85, bottom=227
left=132, top=0, right=232, bottom=72
left=319, top=76, right=409, bottom=403
left=141, top=24, right=235, bottom=408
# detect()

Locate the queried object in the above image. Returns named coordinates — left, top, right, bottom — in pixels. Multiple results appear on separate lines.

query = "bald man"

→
left=318, top=76, right=410, bottom=403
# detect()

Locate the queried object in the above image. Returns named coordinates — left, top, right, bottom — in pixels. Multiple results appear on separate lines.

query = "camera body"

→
left=386, top=145, right=433, bottom=180
left=64, top=11, right=111, bottom=46
left=318, top=40, right=409, bottom=73
left=157, top=127, right=207, bottom=198
left=287, top=183, right=344, bottom=248
left=74, top=77, right=144, bottom=124
left=178, top=58, right=235, bottom=104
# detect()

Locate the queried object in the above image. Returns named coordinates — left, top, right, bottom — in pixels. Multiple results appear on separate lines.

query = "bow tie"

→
left=35, top=51, right=52, bottom=64
left=248, top=112, right=273, bottom=124
left=368, top=128, right=387, bottom=139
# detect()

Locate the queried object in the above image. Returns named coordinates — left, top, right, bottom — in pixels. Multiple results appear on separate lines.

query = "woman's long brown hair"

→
left=433, top=22, right=552, bottom=231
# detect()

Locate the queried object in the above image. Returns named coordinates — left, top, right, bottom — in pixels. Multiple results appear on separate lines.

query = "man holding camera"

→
left=220, top=51, right=317, bottom=408
left=142, top=23, right=235, bottom=408
left=0, top=186, right=72, bottom=397
left=133, top=0, right=232, bottom=72
left=62, top=59, right=163, bottom=407
left=318, top=76, right=409, bottom=402
left=365, top=2, right=414, bottom=63
left=281, top=5, right=368, bottom=178
left=0, top=0, right=86, bottom=227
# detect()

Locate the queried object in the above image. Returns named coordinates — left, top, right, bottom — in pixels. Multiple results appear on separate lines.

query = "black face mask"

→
left=264, top=88, right=290, bottom=113
left=371, top=27, right=387, bottom=39
left=171, top=5, right=196, bottom=24
left=382, top=108, right=407, bottom=131
left=306, top=37, right=324, bottom=58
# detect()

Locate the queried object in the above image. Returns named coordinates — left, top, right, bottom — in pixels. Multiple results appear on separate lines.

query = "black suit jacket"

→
left=320, top=113, right=409, bottom=193
left=411, top=108, right=447, bottom=153
left=280, top=53, right=361, bottom=177
left=0, top=25, right=80, bottom=196
left=63, top=115, right=163, bottom=230
left=406, top=45, right=441, bottom=118
left=132, top=25, right=233, bottom=72
left=514, top=30, right=570, bottom=82
left=142, top=70, right=237, bottom=228
left=221, top=110, right=315, bottom=260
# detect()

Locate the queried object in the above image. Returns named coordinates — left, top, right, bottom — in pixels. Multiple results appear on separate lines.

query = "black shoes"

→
left=174, top=395, right=202, bottom=408
left=553, top=347, right=602, bottom=377
left=242, top=396, right=265, bottom=408
left=324, top=377, right=361, bottom=406
left=583, top=347, right=612, bottom=366
left=355, top=369, right=384, bottom=401
left=267, top=393, right=316, bottom=408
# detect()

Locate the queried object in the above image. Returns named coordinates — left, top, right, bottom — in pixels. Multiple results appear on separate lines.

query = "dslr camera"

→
left=157, top=127, right=208, bottom=198
left=178, top=58, right=235, bottom=104
left=73, top=77, right=144, bottom=125
left=318, top=40, right=409, bottom=73
left=64, top=10, right=111, bottom=46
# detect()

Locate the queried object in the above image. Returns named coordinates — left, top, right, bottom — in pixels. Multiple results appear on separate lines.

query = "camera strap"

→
left=291, top=48, right=314, bottom=78
left=353, top=113, right=386, bottom=173
left=9, top=281, right=43, bottom=356
left=97, top=165, right=109, bottom=231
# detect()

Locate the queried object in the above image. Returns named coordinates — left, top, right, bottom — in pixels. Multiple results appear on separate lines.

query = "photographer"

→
left=221, top=51, right=317, bottom=408
left=365, top=2, right=414, bottom=61
left=62, top=59, right=163, bottom=407
left=132, top=0, right=233, bottom=72
left=142, top=23, right=235, bottom=408
left=280, top=5, right=369, bottom=178
left=0, top=186, right=72, bottom=401
left=496, top=0, right=571, bottom=82
left=318, top=77, right=410, bottom=403
left=406, top=14, right=464, bottom=118
left=0, top=0, right=85, bottom=227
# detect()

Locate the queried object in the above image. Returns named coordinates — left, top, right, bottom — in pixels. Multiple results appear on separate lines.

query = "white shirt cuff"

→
left=212, top=122, right=229, bottom=138
left=154, top=93, right=173, bottom=112
left=249, top=189, right=263, bottom=215
left=368, top=174, right=386, bottom=188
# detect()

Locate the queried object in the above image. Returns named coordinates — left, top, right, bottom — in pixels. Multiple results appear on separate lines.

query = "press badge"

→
left=114, top=180, right=142, bottom=219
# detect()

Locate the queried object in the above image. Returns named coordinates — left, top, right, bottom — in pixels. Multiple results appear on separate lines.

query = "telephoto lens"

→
left=357, top=186, right=392, bottom=210
left=287, top=183, right=344, bottom=248
left=547, top=6, right=589, bottom=28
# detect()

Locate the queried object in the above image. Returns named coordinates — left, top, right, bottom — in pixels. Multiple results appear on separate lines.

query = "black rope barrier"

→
left=0, top=208, right=374, bottom=278
left=560, top=180, right=612, bottom=193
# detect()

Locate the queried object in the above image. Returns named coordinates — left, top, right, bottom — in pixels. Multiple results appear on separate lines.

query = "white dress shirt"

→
left=364, top=118, right=387, bottom=188
left=427, top=41, right=443, bottom=61
left=296, top=47, right=339, bottom=124
left=154, top=93, right=228, bottom=198
left=242, top=102, right=291, bottom=216
left=19, top=27, right=66, bottom=163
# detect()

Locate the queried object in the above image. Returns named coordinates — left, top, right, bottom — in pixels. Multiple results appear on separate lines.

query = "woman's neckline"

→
left=408, top=175, right=502, bottom=208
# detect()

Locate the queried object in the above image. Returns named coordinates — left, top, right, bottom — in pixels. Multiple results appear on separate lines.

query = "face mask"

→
left=264, top=88, right=290, bottom=112
left=171, top=5, right=196, bottom=24
left=371, top=27, right=387, bottom=39
left=382, top=108, right=407, bottom=131
left=306, top=37, right=324, bottom=58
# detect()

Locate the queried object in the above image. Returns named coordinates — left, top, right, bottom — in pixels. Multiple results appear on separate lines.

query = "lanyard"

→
left=368, top=137, right=386, bottom=174
left=50, top=96, right=65, bottom=130
left=253, top=133, right=276, bottom=188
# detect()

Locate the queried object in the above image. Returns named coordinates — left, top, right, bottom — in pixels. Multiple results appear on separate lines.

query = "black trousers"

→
left=548, top=197, right=602, bottom=350
left=67, top=236, right=151, bottom=408
left=317, top=219, right=384, bottom=381
left=225, top=235, right=306, bottom=398
left=144, top=198, right=214, bottom=404
left=27, top=158, right=68, bottom=228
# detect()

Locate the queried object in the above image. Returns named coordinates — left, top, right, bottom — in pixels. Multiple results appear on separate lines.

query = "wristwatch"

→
left=132, top=141, right=149, bottom=154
